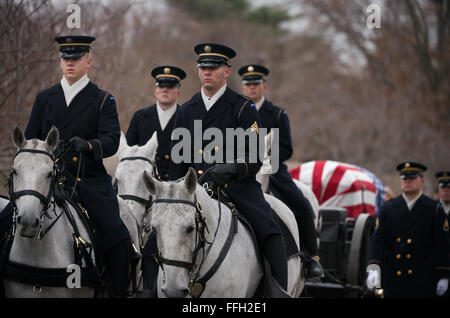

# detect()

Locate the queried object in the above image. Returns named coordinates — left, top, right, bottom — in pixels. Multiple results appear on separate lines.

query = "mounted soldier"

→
left=126, top=65, right=186, bottom=181
left=239, top=64, right=324, bottom=279
left=11, top=35, right=132, bottom=297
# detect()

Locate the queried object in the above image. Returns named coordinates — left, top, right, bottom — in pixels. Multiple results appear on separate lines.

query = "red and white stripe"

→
left=290, top=160, right=376, bottom=218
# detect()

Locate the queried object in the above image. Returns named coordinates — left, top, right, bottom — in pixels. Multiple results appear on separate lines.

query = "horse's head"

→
left=143, top=167, right=202, bottom=298
left=10, top=126, right=59, bottom=238
left=115, top=131, right=157, bottom=222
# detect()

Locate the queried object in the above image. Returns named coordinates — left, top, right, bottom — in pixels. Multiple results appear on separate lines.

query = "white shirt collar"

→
left=60, top=74, right=90, bottom=107
left=255, top=96, right=265, bottom=111
left=156, top=102, right=177, bottom=131
left=402, top=191, right=422, bottom=211
left=201, top=84, right=227, bottom=111
left=440, top=199, right=450, bottom=215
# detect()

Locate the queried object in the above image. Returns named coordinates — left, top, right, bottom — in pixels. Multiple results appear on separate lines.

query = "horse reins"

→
left=151, top=189, right=238, bottom=298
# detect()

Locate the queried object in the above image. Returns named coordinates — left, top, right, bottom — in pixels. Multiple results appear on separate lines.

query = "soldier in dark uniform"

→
left=367, top=162, right=449, bottom=297
left=170, top=43, right=289, bottom=295
left=436, top=171, right=450, bottom=297
left=20, top=36, right=132, bottom=297
left=126, top=66, right=186, bottom=181
left=239, top=64, right=324, bottom=278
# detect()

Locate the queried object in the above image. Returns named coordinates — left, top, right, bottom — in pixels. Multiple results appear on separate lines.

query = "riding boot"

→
left=295, top=213, right=324, bottom=279
left=103, top=239, right=130, bottom=298
left=263, top=234, right=288, bottom=292
left=139, top=231, right=158, bottom=298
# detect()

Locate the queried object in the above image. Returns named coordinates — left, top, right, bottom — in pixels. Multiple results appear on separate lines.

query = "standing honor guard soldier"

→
left=22, top=35, right=133, bottom=297
left=436, top=171, right=450, bottom=297
left=239, top=64, right=324, bottom=278
left=126, top=66, right=186, bottom=180
left=367, top=162, right=449, bottom=297
left=164, top=43, right=290, bottom=296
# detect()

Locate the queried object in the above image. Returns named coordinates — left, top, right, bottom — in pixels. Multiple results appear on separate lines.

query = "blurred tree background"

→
left=0, top=0, right=449, bottom=196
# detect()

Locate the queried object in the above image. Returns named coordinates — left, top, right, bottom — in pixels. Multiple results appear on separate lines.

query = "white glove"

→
left=366, top=264, right=381, bottom=289
left=436, top=278, right=448, bottom=296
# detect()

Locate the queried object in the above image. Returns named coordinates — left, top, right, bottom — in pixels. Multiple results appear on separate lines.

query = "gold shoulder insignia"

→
left=444, top=219, right=449, bottom=232
left=250, top=121, right=259, bottom=133
left=375, top=218, right=379, bottom=230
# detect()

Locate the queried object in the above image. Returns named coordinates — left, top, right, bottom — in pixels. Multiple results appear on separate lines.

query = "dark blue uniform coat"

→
left=125, top=104, right=178, bottom=181
left=24, top=81, right=130, bottom=253
left=259, top=99, right=316, bottom=253
left=169, top=87, right=282, bottom=248
left=369, top=194, right=450, bottom=297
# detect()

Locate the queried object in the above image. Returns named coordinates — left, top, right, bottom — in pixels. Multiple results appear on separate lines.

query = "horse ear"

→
left=184, top=167, right=197, bottom=195
left=143, top=170, right=159, bottom=196
left=13, top=126, right=25, bottom=148
left=144, top=131, right=158, bottom=161
left=117, top=131, right=128, bottom=158
left=45, top=126, right=59, bottom=149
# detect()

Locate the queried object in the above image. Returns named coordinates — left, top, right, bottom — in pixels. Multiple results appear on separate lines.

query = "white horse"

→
left=114, top=131, right=158, bottom=249
left=142, top=167, right=304, bottom=298
left=3, top=126, right=140, bottom=297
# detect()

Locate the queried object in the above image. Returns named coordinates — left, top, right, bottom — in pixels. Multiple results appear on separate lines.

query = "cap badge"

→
left=66, top=38, right=73, bottom=43
left=204, top=45, right=212, bottom=53
left=247, top=66, right=254, bottom=72
left=405, top=163, right=410, bottom=168
left=164, top=67, right=171, bottom=74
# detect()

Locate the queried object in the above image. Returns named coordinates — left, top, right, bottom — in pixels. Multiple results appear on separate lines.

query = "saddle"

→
left=202, top=182, right=300, bottom=260
left=202, top=182, right=298, bottom=298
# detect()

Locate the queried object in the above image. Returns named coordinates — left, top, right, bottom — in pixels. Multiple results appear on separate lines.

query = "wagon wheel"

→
left=346, top=213, right=375, bottom=286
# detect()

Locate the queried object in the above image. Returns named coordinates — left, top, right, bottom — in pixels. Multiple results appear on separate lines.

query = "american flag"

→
left=290, top=160, right=385, bottom=218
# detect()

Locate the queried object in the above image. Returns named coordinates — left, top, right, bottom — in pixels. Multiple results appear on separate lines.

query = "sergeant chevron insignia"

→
left=250, top=121, right=259, bottom=133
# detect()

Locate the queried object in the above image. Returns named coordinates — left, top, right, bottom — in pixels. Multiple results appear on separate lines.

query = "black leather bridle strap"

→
left=120, top=156, right=153, bottom=164
left=11, top=190, right=49, bottom=206
left=13, top=148, right=55, bottom=161
left=119, top=194, right=152, bottom=211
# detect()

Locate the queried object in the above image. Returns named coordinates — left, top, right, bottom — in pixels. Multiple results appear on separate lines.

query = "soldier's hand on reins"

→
left=69, top=137, right=92, bottom=153
left=209, top=163, right=239, bottom=185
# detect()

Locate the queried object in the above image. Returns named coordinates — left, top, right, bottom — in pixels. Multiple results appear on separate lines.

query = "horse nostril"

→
left=16, top=216, right=22, bottom=224
left=33, top=219, right=40, bottom=227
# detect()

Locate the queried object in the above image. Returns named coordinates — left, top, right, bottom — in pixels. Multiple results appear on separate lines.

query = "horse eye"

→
left=11, top=168, right=17, bottom=176
left=186, top=225, right=195, bottom=234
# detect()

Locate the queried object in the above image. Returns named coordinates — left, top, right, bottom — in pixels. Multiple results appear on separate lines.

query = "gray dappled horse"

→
left=142, top=167, right=304, bottom=298
left=3, top=126, right=139, bottom=297
left=114, top=131, right=158, bottom=249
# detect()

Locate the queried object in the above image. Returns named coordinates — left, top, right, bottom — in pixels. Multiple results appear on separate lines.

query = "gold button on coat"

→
left=397, top=270, right=402, bottom=276
left=164, top=174, right=169, bottom=178
left=406, top=254, right=411, bottom=259
left=72, top=156, right=78, bottom=162
left=407, top=238, right=412, bottom=244
left=407, top=269, right=413, bottom=275
left=198, top=170, right=203, bottom=175
left=396, top=254, right=401, bottom=259
left=164, top=154, right=170, bottom=159
left=199, top=149, right=203, bottom=154
left=396, top=237, right=401, bottom=243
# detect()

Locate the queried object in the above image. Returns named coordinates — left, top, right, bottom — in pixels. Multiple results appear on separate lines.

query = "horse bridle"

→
left=115, top=156, right=159, bottom=238
left=8, top=148, right=59, bottom=238
left=115, top=156, right=159, bottom=210
left=152, top=196, right=209, bottom=273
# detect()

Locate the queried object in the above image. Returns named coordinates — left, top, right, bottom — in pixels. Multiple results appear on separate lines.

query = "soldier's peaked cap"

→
left=151, top=66, right=186, bottom=86
left=436, top=171, right=450, bottom=186
left=396, top=162, right=427, bottom=175
left=238, top=64, right=269, bottom=84
left=194, top=43, right=236, bottom=68
left=55, top=35, right=95, bottom=59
